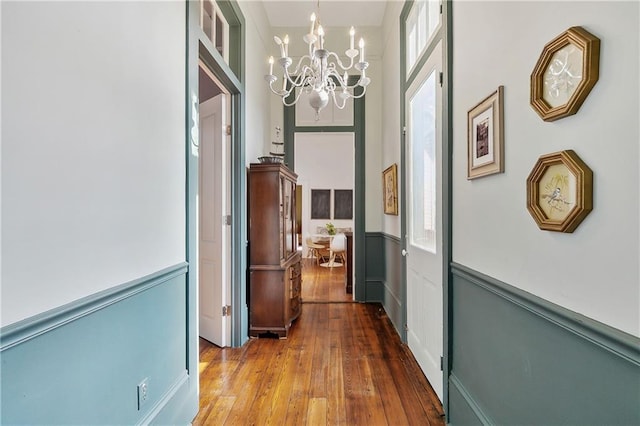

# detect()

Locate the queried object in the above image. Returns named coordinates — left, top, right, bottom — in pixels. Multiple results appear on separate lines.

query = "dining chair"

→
left=306, top=235, right=326, bottom=265
left=329, top=233, right=346, bottom=267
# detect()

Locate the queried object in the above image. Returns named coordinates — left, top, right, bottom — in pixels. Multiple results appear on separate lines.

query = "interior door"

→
left=405, top=41, right=443, bottom=400
left=199, top=93, right=231, bottom=347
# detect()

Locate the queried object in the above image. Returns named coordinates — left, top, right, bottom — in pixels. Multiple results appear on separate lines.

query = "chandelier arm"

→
left=325, top=76, right=337, bottom=92
left=287, top=67, right=316, bottom=89
left=268, top=78, right=295, bottom=98
left=281, top=67, right=313, bottom=91
left=326, top=52, right=355, bottom=71
left=325, top=70, right=344, bottom=88
left=350, top=86, right=367, bottom=99
left=282, top=86, right=307, bottom=107
left=284, top=71, right=305, bottom=88
left=287, top=55, right=315, bottom=77
left=326, top=66, right=366, bottom=91
left=330, top=90, right=349, bottom=110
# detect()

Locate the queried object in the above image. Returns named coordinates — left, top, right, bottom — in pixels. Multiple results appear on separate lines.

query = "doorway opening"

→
left=295, top=132, right=355, bottom=304
left=197, top=62, right=232, bottom=347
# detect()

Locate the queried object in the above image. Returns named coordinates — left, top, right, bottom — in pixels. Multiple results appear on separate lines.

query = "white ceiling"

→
left=260, top=0, right=389, bottom=28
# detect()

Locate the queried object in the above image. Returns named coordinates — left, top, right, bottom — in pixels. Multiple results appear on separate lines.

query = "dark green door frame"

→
left=186, top=0, right=247, bottom=348
left=283, top=83, right=367, bottom=302
left=399, top=0, right=452, bottom=418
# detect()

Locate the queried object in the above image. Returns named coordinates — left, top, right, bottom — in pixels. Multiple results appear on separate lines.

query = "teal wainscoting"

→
left=364, top=232, right=384, bottom=303
left=449, top=262, right=640, bottom=425
left=0, top=263, right=197, bottom=425
left=382, top=233, right=403, bottom=335
left=365, top=232, right=403, bottom=336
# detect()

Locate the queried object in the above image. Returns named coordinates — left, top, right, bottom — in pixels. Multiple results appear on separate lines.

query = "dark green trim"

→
left=283, top=81, right=366, bottom=302
left=291, top=126, right=356, bottom=133
left=400, top=0, right=452, bottom=416
left=353, top=85, right=366, bottom=302
left=442, top=1, right=454, bottom=419
left=448, top=374, right=494, bottom=425
left=182, top=4, right=202, bottom=423
left=402, top=2, right=446, bottom=91
left=450, top=262, right=640, bottom=424
left=366, top=232, right=403, bottom=334
left=0, top=263, right=188, bottom=351
left=223, top=0, right=247, bottom=348
left=198, top=35, right=242, bottom=93
left=187, top=0, right=246, bottom=348
left=451, top=263, right=640, bottom=363
left=399, top=0, right=411, bottom=346
left=185, top=0, right=199, bottom=385
left=216, top=0, right=243, bottom=78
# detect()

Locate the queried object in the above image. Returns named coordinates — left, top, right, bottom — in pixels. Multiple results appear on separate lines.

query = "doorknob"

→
left=401, top=249, right=408, bottom=257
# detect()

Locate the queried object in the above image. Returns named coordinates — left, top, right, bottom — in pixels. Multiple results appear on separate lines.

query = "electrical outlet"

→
left=137, top=378, right=149, bottom=410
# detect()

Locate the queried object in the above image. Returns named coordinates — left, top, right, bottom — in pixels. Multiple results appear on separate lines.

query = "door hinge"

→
left=439, top=72, right=443, bottom=87
left=440, top=356, right=444, bottom=371
left=440, top=1, right=443, bottom=14
left=402, top=126, right=407, bottom=136
left=224, top=215, right=232, bottom=226
left=226, top=125, right=232, bottom=136
left=222, top=305, right=232, bottom=316
left=404, top=323, right=409, bottom=332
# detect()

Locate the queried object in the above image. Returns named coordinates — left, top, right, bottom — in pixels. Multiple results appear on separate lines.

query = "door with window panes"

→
left=403, top=0, right=444, bottom=401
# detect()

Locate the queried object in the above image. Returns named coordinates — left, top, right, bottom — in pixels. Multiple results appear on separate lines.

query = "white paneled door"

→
left=199, top=93, right=231, bottom=347
left=405, top=41, right=443, bottom=400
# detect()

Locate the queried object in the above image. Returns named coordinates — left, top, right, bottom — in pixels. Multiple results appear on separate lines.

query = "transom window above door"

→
left=406, top=0, right=441, bottom=76
left=200, top=0, right=229, bottom=63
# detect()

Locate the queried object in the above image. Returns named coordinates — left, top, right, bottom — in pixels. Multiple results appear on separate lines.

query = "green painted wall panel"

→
left=448, top=376, right=486, bottom=425
left=364, top=232, right=403, bottom=335
left=383, top=233, right=403, bottom=334
left=450, top=263, right=640, bottom=425
left=0, top=270, right=190, bottom=425
left=365, top=233, right=384, bottom=280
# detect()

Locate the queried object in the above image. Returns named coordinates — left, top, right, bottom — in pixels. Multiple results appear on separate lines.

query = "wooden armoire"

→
left=248, top=163, right=301, bottom=338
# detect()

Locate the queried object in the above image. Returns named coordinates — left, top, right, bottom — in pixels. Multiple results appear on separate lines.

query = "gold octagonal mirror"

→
left=530, top=26, right=600, bottom=122
left=526, top=150, right=593, bottom=233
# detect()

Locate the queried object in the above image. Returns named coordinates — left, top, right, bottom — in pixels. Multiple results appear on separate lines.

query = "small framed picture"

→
left=333, top=189, right=353, bottom=219
left=467, top=86, right=504, bottom=179
left=526, top=149, right=593, bottom=233
left=311, top=189, right=331, bottom=219
left=382, top=163, right=398, bottom=215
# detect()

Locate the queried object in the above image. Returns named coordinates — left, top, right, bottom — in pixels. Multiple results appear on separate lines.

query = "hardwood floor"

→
left=300, top=257, right=352, bottom=303
left=193, top=260, right=445, bottom=425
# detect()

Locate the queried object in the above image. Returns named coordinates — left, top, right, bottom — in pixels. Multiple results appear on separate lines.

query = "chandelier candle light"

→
left=265, top=6, right=370, bottom=119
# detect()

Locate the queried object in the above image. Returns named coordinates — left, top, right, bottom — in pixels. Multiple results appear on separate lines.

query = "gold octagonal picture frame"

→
left=530, top=26, right=600, bottom=122
left=526, top=150, right=593, bottom=233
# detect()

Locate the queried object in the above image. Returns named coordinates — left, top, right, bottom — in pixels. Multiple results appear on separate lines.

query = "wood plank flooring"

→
left=193, top=257, right=444, bottom=425
left=300, top=258, right=352, bottom=303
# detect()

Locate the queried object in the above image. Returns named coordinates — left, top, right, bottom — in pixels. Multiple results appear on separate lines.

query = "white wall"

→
left=268, top=24, right=383, bottom=231
left=1, top=1, right=186, bottom=326
left=295, top=133, right=355, bottom=255
left=238, top=1, right=274, bottom=164
left=452, top=1, right=639, bottom=336
left=380, top=0, right=404, bottom=238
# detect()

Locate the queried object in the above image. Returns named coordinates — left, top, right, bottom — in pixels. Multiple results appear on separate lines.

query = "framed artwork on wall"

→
left=530, top=26, right=600, bottom=122
left=467, top=86, right=504, bottom=179
left=311, top=189, right=331, bottom=219
left=333, top=189, right=353, bottom=219
left=383, top=163, right=398, bottom=215
left=526, top=149, right=593, bottom=233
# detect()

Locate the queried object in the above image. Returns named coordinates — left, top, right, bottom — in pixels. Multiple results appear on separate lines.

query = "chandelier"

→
left=264, top=3, right=370, bottom=118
